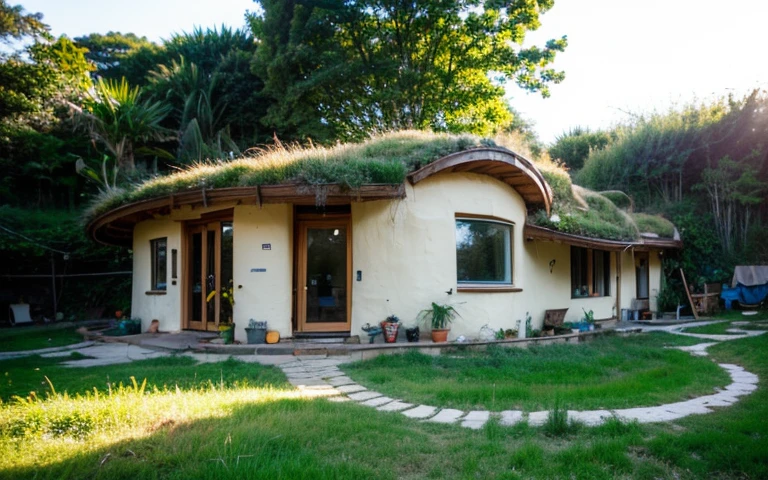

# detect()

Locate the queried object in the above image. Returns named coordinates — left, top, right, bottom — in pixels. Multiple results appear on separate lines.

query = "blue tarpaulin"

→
left=721, top=283, right=768, bottom=309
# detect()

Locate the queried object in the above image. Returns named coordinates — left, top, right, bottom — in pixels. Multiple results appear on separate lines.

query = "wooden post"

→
left=679, top=268, right=699, bottom=320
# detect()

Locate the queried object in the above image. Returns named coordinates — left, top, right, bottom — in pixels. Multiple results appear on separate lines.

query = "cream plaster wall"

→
left=129, top=175, right=666, bottom=340
left=132, top=219, right=182, bottom=333
left=231, top=204, right=293, bottom=341
left=350, top=172, right=619, bottom=339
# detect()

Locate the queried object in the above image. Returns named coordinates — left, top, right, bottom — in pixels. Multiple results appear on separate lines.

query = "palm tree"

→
left=79, top=77, right=172, bottom=173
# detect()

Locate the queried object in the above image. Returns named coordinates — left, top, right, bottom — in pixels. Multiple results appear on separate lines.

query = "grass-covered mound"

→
left=342, top=333, right=727, bottom=411
left=85, top=131, right=498, bottom=220
left=529, top=180, right=676, bottom=241
left=84, top=130, right=676, bottom=242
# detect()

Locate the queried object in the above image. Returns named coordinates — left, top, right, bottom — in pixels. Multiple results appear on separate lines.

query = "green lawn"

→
left=0, top=325, right=85, bottom=352
left=1, top=331, right=767, bottom=479
left=682, top=312, right=768, bottom=335
left=342, top=332, right=729, bottom=411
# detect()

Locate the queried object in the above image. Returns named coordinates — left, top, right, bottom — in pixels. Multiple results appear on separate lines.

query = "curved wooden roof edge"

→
left=524, top=224, right=683, bottom=251
left=86, top=183, right=406, bottom=246
left=406, top=147, right=553, bottom=214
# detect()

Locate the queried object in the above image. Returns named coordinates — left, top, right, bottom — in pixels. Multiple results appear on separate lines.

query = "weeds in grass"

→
left=542, top=399, right=581, bottom=437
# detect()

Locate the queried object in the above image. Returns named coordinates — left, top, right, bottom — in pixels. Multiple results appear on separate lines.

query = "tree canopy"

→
left=250, top=0, right=567, bottom=142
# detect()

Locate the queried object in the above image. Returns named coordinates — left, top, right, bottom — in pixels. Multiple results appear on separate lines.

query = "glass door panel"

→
left=305, top=227, right=347, bottom=324
left=219, top=222, right=234, bottom=324
left=297, top=219, right=351, bottom=332
left=190, top=231, right=203, bottom=323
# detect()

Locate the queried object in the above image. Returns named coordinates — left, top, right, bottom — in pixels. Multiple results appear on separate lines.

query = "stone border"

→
left=278, top=323, right=763, bottom=428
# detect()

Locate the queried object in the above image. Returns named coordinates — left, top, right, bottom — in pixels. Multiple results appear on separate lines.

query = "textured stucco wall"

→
left=132, top=219, right=182, bottom=332
left=348, top=172, right=621, bottom=339
left=231, top=204, right=294, bottom=341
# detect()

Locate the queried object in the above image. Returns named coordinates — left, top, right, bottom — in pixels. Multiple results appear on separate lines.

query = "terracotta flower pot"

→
left=431, top=328, right=450, bottom=343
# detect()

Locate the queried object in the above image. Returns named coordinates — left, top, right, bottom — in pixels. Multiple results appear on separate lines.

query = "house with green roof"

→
left=86, top=131, right=681, bottom=341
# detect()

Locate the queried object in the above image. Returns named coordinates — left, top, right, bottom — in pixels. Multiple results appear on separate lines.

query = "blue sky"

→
left=20, top=0, right=768, bottom=144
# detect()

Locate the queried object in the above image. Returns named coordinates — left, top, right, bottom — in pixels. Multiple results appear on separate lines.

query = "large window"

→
left=151, top=237, right=167, bottom=291
left=571, top=246, right=610, bottom=297
left=455, top=218, right=513, bottom=284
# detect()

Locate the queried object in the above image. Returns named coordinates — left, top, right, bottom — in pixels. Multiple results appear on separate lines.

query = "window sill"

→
left=145, top=290, right=167, bottom=296
left=571, top=295, right=609, bottom=300
left=457, top=285, right=522, bottom=293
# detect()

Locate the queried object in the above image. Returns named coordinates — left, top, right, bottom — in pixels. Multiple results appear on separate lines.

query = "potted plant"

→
left=418, top=302, right=460, bottom=342
left=405, top=325, right=420, bottom=342
left=581, top=308, right=595, bottom=331
left=219, top=280, right=236, bottom=344
left=380, top=315, right=401, bottom=343
left=245, top=319, right=268, bottom=344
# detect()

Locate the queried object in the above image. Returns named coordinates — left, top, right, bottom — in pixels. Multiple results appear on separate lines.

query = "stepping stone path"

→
left=278, top=323, right=764, bottom=429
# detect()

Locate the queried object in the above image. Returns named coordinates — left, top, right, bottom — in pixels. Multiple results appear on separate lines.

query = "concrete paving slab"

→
left=336, top=384, right=367, bottom=394
left=347, top=391, right=384, bottom=402
left=288, top=378, right=329, bottom=387
left=250, top=355, right=298, bottom=366
left=527, top=411, right=549, bottom=426
left=326, top=376, right=355, bottom=386
left=59, top=344, right=169, bottom=367
left=429, top=409, right=464, bottom=424
left=378, top=401, right=413, bottom=412
left=461, top=411, right=490, bottom=429
left=327, top=396, right=351, bottom=403
left=499, top=410, right=524, bottom=426
left=360, top=396, right=395, bottom=408
left=1, top=341, right=95, bottom=359
left=568, top=410, right=612, bottom=426
left=401, top=405, right=438, bottom=419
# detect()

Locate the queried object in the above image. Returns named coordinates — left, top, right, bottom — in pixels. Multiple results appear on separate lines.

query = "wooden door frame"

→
left=181, top=219, right=229, bottom=331
left=295, top=217, right=352, bottom=333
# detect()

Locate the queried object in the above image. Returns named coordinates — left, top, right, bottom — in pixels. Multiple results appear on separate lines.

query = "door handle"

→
left=304, top=286, right=308, bottom=291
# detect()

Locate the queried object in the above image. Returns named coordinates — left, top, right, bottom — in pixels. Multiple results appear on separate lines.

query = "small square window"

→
left=151, top=238, right=167, bottom=291
left=455, top=219, right=513, bottom=284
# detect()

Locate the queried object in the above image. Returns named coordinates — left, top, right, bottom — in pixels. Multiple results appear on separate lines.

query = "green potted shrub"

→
left=380, top=315, right=401, bottom=343
left=418, top=302, right=461, bottom=342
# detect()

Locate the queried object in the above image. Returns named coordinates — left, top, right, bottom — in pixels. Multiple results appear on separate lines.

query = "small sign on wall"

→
left=262, top=243, right=271, bottom=250
left=251, top=268, right=267, bottom=273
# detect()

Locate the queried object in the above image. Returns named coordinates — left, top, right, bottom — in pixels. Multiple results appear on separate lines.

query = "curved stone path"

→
left=280, top=322, right=764, bottom=428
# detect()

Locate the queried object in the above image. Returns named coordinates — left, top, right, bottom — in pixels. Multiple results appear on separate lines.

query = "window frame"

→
left=150, top=237, right=168, bottom=292
left=454, top=214, right=517, bottom=292
left=570, top=246, right=611, bottom=298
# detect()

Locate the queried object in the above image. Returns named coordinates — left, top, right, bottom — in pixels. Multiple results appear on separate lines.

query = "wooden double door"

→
left=184, top=220, right=234, bottom=331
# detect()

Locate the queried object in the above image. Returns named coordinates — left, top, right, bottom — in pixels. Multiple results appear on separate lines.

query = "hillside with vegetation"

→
left=549, top=92, right=768, bottom=309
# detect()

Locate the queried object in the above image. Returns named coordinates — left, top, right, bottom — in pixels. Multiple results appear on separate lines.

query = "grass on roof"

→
left=82, top=129, right=676, bottom=243
left=632, top=213, right=676, bottom=238
left=84, top=131, right=497, bottom=221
